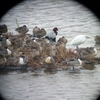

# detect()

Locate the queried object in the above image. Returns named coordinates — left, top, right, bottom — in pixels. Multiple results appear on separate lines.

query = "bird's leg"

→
left=72, top=66, right=75, bottom=70
left=76, top=45, right=79, bottom=50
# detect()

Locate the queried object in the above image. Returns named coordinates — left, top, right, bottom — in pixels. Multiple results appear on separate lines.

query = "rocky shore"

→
left=0, top=24, right=100, bottom=71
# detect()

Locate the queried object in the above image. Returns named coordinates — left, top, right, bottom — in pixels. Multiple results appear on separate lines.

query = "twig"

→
left=16, top=18, right=20, bottom=28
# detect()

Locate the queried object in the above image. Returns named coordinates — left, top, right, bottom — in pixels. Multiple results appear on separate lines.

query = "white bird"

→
left=66, top=58, right=83, bottom=71
left=45, top=27, right=58, bottom=42
left=70, top=35, right=90, bottom=49
left=19, top=56, right=28, bottom=65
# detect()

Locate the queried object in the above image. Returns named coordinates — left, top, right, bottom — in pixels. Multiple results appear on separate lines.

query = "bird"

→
left=94, top=35, right=100, bottom=44
left=18, top=55, right=28, bottom=65
left=0, top=47, right=12, bottom=56
left=36, top=28, right=46, bottom=38
left=33, top=26, right=46, bottom=38
left=15, top=25, right=29, bottom=35
left=66, top=58, right=83, bottom=71
left=70, top=35, right=90, bottom=49
left=77, top=47, right=98, bottom=60
left=0, top=37, right=11, bottom=47
left=0, top=56, right=7, bottom=65
left=0, top=35, right=6, bottom=41
left=89, top=47, right=98, bottom=58
left=0, top=24, right=8, bottom=35
left=45, top=56, right=55, bottom=64
left=45, top=27, right=58, bottom=42
left=33, top=26, right=40, bottom=36
left=57, top=36, right=68, bottom=44
left=89, top=47, right=98, bottom=56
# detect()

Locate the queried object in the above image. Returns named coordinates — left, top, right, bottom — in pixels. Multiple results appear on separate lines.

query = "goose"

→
left=70, top=35, right=90, bottom=49
left=45, top=27, right=58, bottom=42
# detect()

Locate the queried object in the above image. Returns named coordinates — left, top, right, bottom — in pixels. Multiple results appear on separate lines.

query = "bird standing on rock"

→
left=45, top=27, right=58, bottom=42
left=70, top=35, right=90, bottom=49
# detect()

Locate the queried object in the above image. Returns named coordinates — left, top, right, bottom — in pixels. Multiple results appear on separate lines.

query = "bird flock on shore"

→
left=0, top=24, right=100, bottom=71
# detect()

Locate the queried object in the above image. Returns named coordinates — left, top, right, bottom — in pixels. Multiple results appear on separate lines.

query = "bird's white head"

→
left=7, top=48, right=12, bottom=55
left=6, top=39, right=11, bottom=46
left=78, top=59, right=83, bottom=65
left=19, top=57, right=24, bottom=65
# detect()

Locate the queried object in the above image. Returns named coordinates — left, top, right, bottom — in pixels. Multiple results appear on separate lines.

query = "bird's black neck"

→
left=54, top=31, right=58, bottom=35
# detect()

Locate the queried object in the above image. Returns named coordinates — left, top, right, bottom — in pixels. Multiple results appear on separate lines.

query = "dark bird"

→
left=33, top=26, right=46, bottom=38
left=0, top=24, right=8, bottom=35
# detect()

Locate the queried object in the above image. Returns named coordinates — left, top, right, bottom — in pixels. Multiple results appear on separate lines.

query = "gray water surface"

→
left=0, top=0, right=100, bottom=100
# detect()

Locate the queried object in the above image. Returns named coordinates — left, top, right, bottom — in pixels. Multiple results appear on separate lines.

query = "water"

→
left=0, top=0, right=100, bottom=100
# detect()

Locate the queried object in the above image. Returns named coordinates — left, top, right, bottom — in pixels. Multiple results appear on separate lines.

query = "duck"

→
left=57, top=36, right=68, bottom=44
left=70, top=35, right=90, bottom=49
left=6, top=56, right=19, bottom=66
left=66, top=48, right=79, bottom=58
left=49, top=49, right=58, bottom=58
left=77, top=47, right=98, bottom=60
left=56, top=41, right=66, bottom=58
left=0, top=35, right=6, bottom=41
left=30, top=48, right=41, bottom=59
left=66, top=58, right=83, bottom=71
left=18, top=55, right=28, bottom=65
left=33, top=26, right=40, bottom=36
left=89, top=47, right=98, bottom=56
left=0, top=24, right=8, bottom=35
left=45, top=27, right=58, bottom=42
left=15, top=25, right=29, bottom=35
left=33, top=27, right=46, bottom=38
left=94, top=35, right=100, bottom=44
left=0, top=56, right=7, bottom=65
left=0, top=47, right=12, bottom=56
left=0, top=37, right=11, bottom=47
left=1, top=32, right=12, bottom=38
